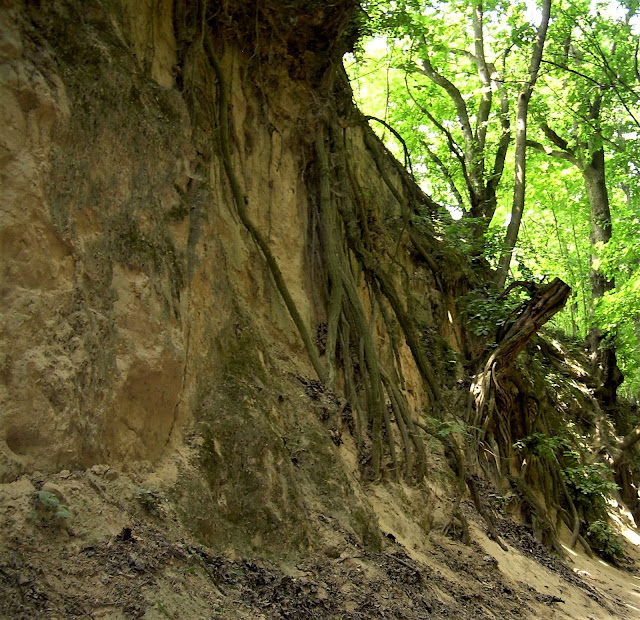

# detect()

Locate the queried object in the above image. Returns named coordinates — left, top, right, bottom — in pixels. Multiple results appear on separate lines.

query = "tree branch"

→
left=540, top=123, right=573, bottom=153
left=419, top=47, right=481, bottom=190
left=472, top=1, right=493, bottom=153
left=541, top=58, right=606, bottom=87
left=526, top=140, right=579, bottom=166
left=364, top=115, right=415, bottom=178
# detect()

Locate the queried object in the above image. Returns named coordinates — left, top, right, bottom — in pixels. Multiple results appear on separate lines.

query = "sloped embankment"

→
left=0, top=1, right=638, bottom=618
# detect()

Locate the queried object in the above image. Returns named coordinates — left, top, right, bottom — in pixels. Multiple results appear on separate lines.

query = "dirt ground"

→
left=1, top=461, right=638, bottom=619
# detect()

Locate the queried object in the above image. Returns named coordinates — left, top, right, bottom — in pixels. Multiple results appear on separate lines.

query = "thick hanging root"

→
left=205, top=36, right=326, bottom=383
left=415, top=417, right=508, bottom=549
left=380, top=369, right=427, bottom=483
left=442, top=491, right=471, bottom=544
left=508, top=474, right=566, bottom=558
left=450, top=434, right=508, bottom=551
left=316, top=132, right=399, bottom=479
left=339, top=318, right=364, bottom=448
left=338, top=203, right=442, bottom=405
left=465, top=474, right=508, bottom=552
left=556, top=507, right=593, bottom=557
left=550, top=457, right=581, bottom=550
left=380, top=369, right=413, bottom=480
left=442, top=445, right=469, bottom=541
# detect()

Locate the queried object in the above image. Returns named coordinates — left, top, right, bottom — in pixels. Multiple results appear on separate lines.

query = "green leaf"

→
left=38, top=490, right=60, bottom=508
left=54, top=507, right=71, bottom=519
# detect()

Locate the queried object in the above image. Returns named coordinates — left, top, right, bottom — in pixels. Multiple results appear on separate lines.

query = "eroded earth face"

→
left=1, top=2, right=638, bottom=619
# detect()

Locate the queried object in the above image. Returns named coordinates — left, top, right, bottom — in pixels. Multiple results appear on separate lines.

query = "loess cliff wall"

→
left=3, top=3, right=640, bottom=618
left=0, top=0, right=461, bottom=556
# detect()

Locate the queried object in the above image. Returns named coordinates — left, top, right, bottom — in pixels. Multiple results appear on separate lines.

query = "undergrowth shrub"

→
left=586, top=519, right=624, bottom=561
left=29, top=490, right=71, bottom=525
left=459, top=285, right=526, bottom=337
left=561, top=462, right=619, bottom=511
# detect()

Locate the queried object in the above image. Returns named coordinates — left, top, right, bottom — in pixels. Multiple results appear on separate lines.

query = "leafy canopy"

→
left=348, top=0, right=640, bottom=395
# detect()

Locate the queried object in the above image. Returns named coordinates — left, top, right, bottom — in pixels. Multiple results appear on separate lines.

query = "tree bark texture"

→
left=496, top=0, right=552, bottom=289
left=583, top=150, right=622, bottom=406
left=583, top=149, right=614, bottom=302
left=493, top=278, right=571, bottom=371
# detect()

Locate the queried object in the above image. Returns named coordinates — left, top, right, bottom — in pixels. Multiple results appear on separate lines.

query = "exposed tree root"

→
left=508, top=474, right=566, bottom=558
left=204, top=36, right=326, bottom=383
left=442, top=493, right=471, bottom=545
left=613, top=425, right=640, bottom=466
left=191, top=3, right=634, bottom=569
left=332, top=120, right=514, bottom=534
left=466, top=475, right=509, bottom=551
left=315, top=130, right=391, bottom=477
left=313, top=119, right=451, bottom=482
left=438, top=431, right=508, bottom=550
left=550, top=457, right=581, bottom=550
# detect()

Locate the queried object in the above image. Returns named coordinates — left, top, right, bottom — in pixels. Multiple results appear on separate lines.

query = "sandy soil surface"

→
left=1, top=463, right=638, bottom=619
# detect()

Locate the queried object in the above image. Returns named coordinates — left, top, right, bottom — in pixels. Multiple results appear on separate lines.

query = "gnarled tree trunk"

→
left=584, top=149, right=623, bottom=407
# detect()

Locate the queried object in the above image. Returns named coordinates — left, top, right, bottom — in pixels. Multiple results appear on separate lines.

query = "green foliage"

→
left=561, top=462, right=619, bottom=510
left=586, top=519, right=624, bottom=561
left=34, top=490, right=71, bottom=521
left=459, top=286, right=525, bottom=337
left=441, top=216, right=502, bottom=259
left=596, top=206, right=640, bottom=397
left=424, top=417, right=469, bottom=439
left=513, top=432, right=568, bottom=462
left=37, top=490, right=60, bottom=508
left=136, top=487, right=166, bottom=517
left=514, top=428, right=619, bottom=514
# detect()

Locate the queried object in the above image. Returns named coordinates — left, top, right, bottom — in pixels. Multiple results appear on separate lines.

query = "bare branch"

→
left=526, top=139, right=580, bottom=166
left=419, top=46, right=479, bottom=183
left=541, top=58, right=606, bottom=87
left=450, top=47, right=476, bottom=61
left=364, top=116, right=415, bottom=178
left=540, top=124, right=575, bottom=153
left=570, top=13, right=640, bottom=130
left=473, top=1, right=493, bottom=153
